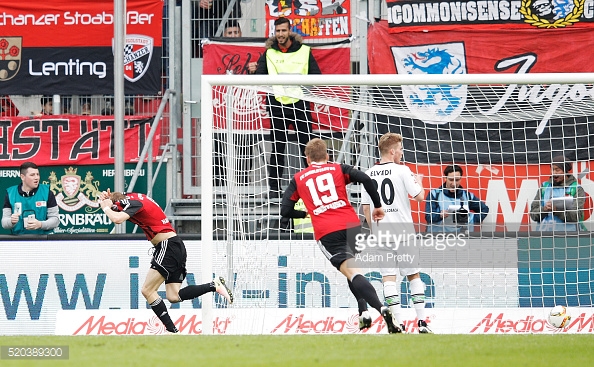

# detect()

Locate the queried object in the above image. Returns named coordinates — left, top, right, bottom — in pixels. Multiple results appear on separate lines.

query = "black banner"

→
left=374, top=114, right=594, bottom=164
left=0, top=1, right=162, bottom=95
left=4, top=47, right=161, bottom=95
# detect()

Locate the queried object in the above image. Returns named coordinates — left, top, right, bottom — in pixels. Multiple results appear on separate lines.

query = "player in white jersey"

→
left=361, top=133, right=432, bottom=333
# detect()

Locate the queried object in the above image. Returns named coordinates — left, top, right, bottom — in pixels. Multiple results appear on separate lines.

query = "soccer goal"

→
left=199, top=73, right=594, bottom=334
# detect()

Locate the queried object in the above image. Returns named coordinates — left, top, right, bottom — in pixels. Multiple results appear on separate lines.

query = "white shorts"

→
left=380, top=266, right=421, bottom=278
left=378, top=241, right=420, bottom=278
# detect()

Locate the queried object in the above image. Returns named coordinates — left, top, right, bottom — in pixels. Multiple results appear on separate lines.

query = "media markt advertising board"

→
left=0, top=163, right=165, bottom=235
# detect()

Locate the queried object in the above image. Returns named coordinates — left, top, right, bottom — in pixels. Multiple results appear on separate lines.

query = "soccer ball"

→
left=548, top=305, right=571, bottom=328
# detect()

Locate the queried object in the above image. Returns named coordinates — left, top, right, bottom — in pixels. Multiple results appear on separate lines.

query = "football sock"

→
left=383, top=281, right=402, bottom=325
left=409, top=277, right=426, bottom=321
left=347, top=280, right=368, bottom=315
left=178, top=283, right=214, bottom=301
left=351, top=274, right=384, bottom=312
left=149, top=297, right=178, bottom=333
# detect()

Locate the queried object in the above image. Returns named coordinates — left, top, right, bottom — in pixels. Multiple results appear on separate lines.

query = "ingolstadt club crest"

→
left=46, top=167, right=102, bottom=212
left=116, top=34, right=154, bottom=83
left=0, top=37, right=22, bottom=82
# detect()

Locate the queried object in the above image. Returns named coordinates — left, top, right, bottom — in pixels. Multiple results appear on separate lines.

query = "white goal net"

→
left=199, top=73, right=594, bottom=334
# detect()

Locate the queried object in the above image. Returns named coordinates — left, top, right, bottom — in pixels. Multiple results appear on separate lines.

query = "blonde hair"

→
left=305, top=138, right=328, bottom=162
left=378, top=133, right=403, bottom=156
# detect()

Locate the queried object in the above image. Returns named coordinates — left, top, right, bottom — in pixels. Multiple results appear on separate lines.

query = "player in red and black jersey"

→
left=280, top=138, right=400, bottom=333
left=98, top=189, right=233, bottom=334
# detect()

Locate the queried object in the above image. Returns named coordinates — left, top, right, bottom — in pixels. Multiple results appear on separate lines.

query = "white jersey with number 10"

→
left=361, top=162, right=422, bottom=223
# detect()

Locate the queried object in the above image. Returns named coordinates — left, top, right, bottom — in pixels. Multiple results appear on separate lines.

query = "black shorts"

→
left=150, top=235, right=188, bottom=284
left=317, top=227, right=359, bottom=270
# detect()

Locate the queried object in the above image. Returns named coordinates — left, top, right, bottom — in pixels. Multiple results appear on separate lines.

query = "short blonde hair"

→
left=378, top=133, right=403, bottom=156
left=305, top=138, right=328, bottom=162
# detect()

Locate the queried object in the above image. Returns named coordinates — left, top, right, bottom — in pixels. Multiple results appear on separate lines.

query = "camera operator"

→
left=425, top=164, right=489, bottom=233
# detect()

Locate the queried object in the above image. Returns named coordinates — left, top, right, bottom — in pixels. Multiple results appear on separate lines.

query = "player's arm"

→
left=362, top=205, right=372, bottom=226
left=280, top=179, right=307, bottom=219
left=410, top=173, right=425, bottom=203
left=342, top=164, right=384, bottom=221
left=360, top=182, right=373, bottom=226
left=342, top=164, right=381, bottom=208
left=98, top=198, right=131, bottom=224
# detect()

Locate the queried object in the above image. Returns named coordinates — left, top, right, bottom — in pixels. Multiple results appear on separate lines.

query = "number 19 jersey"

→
left=288, top=162, right=359, bottom=240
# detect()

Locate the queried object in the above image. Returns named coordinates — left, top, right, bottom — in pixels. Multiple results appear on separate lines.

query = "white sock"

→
left=409, top=277, right=426, bottom=321
left=383, top=281, right=402, bottom=325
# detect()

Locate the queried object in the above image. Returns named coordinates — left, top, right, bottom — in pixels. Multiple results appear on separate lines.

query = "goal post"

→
left=199, top=73, right=594, bottom=334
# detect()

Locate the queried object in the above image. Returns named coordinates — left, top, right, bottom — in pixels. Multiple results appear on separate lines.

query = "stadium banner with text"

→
left=265, top=0, right=350, bottom=38
left=0, top=115, right=161, bottom=166
left=385, top=0, right=594, bottom=31
left=2, top=238, right=592, bottom=335
left=408, top=162, right=594, bottom=231
left=0, top=0, right=162, bottom=95
left=366, top=21, right=594, bottom=168
left=55, top=307, right=594, bottom=335
left=202, top=40, right=350, bottom=131
left=369, top=20, right=594, bottom=75
left=0, top=163, right=166, bottom=235
left=0, top=239, right=532, bottom=335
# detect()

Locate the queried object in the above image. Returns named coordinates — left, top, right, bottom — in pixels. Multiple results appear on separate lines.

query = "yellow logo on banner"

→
left=45, top=167, right=102, bottom=212
left=520, top=0, right=584, bottom=28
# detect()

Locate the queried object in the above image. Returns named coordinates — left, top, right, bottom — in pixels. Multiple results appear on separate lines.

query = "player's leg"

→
left=339, top=260, right=400, bottom=334
left=382, top=274, right=405, bottom=332
left=406, top=272, right=432, bottom=333
left=347, top=279, right=371, bottom=330
left=165, top=237, right=234, bottom=305
left=168, top=277, right=233, bottom=304
left=141, top=268, right=178, bottom=333
left=319, top=230, right=400, bottom=333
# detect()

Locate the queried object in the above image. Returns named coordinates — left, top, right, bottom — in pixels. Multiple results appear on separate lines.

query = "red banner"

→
left=0, top=115, right=160, bottom=167
left=368, top=20, right=594, bottom=74
left=265, top=0, right=351, bottom=38
left=0, top=0, right=163, bottom=95
left=202, top=40, right=351, bottom=131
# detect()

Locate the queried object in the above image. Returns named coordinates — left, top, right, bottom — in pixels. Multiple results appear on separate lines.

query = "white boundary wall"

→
left=55, top=307, right=594, bottom=335
left=0, top=239, right=591, bottom=335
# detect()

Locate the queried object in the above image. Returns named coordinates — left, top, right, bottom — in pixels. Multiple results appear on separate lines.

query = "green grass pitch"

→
left=1, top=334, right=592, bottom=366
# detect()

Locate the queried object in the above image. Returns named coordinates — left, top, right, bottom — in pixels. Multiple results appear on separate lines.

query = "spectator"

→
left=41, top=96, right=53, bottom=115
left=0, top=95, right=19, bottom=116
left=425, top=164, right=489, bottom=232
left=101, top=96, right=135, bottom=115
left=530, top=155, right=585, bottom=231
left=224, top=20, right=242, bottom=37
left=253, top=17, right=321, bottom=198
left=80, top=95, right=92, bottom=115
left=193, top=0, right=242, bottom=56
left=2, top=162, right=59, bottom=235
